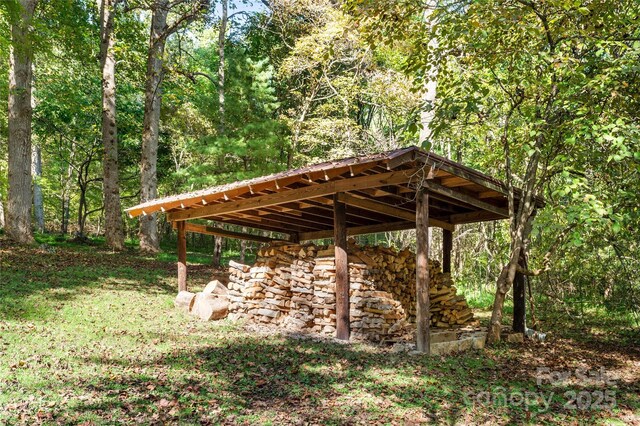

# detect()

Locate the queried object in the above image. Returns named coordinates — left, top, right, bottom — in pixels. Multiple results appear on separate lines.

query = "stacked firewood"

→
left=225, top=241, right=474, bottom=341
left=349, top=244, right=474, bottom=327
left=311, top=255, right=337, bottom=335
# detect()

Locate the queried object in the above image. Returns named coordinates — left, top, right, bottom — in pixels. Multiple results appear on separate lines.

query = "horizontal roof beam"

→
left=172, top=222, right=289, bottom=243
left=167, top=168, right=422, bottom=222
left=299, top=221, right=416, bottom=241
left=423, top=181, right=508, bottom=218
left=337, top=192, right=454, bottom=231
left=448, top=210, right=504, bottom=224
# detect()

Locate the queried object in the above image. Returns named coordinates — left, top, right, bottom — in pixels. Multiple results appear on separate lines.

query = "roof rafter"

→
left=167, top=168, right=422, bottom=222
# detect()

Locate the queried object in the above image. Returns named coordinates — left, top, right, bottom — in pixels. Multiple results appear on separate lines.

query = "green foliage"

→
left=1, top=0, right=638, bottom=338
left=164, top=32, right=288, bottom=190
left=348, top=0, right=640, bottom=324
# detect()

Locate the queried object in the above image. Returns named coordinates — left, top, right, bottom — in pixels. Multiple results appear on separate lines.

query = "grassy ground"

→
left=0, top=237, right=638, bottom=425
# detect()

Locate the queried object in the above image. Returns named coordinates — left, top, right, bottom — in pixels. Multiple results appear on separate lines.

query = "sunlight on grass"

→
left=0, top=240, right=637, bottom=424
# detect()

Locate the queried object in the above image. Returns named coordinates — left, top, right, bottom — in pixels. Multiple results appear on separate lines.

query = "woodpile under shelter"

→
left=126, top=146, right=542, bottom=353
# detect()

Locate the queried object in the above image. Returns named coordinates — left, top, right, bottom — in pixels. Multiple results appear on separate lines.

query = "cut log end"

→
left=191, top=292, right=229, bottom=321
left=174, top=291, right=196, bottom=313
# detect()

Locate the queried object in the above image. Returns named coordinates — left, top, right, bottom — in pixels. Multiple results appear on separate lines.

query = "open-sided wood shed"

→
left=126, top=146, right=543, bottom=352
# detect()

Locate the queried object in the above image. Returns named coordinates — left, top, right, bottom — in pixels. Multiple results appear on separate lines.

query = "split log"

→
left=191, top=292, right=229, bottom=321
left=203, top=280, right=229, bottom=296
left=175, top=291, right=196, bottom=313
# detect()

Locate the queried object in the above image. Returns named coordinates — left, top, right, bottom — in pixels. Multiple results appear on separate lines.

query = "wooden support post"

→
left=416, top=189, right=431, bottom=354
left=442, top=228, right=453, bottom=274
left=334, top=193, right=350, bottom=340
left=513, top=251, right=527, bottom=333
left=177, top=220, right=187, bottom=292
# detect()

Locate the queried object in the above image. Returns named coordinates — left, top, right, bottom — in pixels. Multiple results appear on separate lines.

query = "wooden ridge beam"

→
left=337, top=192, right=454, bottom=231
left=173, top=222, right=288, bottom=243
left=167, top=169, right=421, bottom=222
left=423, top=181, right=508, bottom=218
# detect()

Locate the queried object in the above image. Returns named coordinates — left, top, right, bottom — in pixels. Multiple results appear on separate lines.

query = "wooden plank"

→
left=306, top=165, right=352, bottom=182
left=206, top=215, right=301, bottom=235
left=257, top=206, right=303, bottom=216
left=448, top=210, right=504, bottom=224
left=416, top=189, right=431, bottom=354
left=338, top=192, right=414, bottom=220
left=177, top=221, right=187, bottom=292
left=417, top=152, right=508, bottom=195
left=129, top=185, right=252, bottom=218
left=167, top=169, right=420, bottom=222
left=297, top=196, right=406, bottom=226
left=299, top=220, right=409, bottom=241
left=478, top=190, right=504, bottom=199
left=442, top=228, right=453, bottom=274
left=249, top=175, right=302, bottom=194
left=253, top=208, right=335, bottom=228
left=423, top=181, right=508, bottom=217
left=440, top=176, right=475, bottom=187
left=349, top=161, right=378, bottom=176
left=238, top=207, right=336, bottom=229
left=175, top=222, right=287, bottom=243
left=383, top=149, right=417, bottom=170
left=281, top=200, right=375, bottom=227
left=337, top=192, right=454, bottom=231
left=215, top=211, right=320, bottom=232
left=334, top=194, right=350, bottom=341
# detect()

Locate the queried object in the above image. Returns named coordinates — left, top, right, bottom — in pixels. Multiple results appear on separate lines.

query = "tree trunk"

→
left=487, top=204, right=535, bottom=344
left=60, top=138, right=74, bottom=234
left=139, top=0, right=169, bottom=253
left=217, top=0, right=227, bottom=137
left=212, top=235, right=222, bottom=268
left=6, top=0, right=37, bottom=244
left=61, top=195, right=69, bottom=234
left=512, top=251, right=527, bottom=333
left=240, top=226, right=247, bottom=263
left=32, top=143, right=44, bottom=233
left=0, top=197, right=5, bottom=229
left=77, top=185, right=87, bottom=236
left=76, top=160, right=90, bottom=237
left=99, top=0, right=125, bottom=250
left=418, top=7, right=438, bottom=148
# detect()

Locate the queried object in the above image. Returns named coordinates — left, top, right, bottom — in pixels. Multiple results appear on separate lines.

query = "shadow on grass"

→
left=69, top=336, right=476, bottom=424
left=58, top=329, right=639, bottom=425
left=0, top=239, right=185, bottom=321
